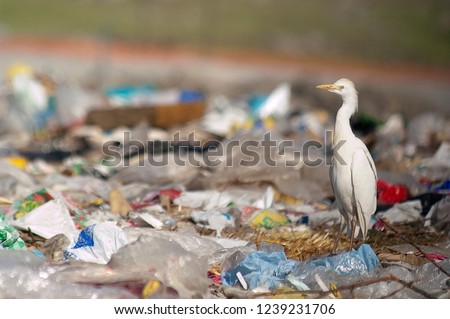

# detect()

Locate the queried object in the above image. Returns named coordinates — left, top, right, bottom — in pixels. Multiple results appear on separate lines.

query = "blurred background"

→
left=0, top=0, right=449, bottom=118
left=1, top=0, right=450, bottom=65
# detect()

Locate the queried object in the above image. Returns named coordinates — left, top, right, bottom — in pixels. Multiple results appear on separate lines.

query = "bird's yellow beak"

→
left=316, top=84, right=343, bottom=91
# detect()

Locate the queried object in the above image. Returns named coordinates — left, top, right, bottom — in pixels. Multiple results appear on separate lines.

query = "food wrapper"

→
left=250, top=210, right=289, bottom=229
left=0, top=213, right=26, bottom=250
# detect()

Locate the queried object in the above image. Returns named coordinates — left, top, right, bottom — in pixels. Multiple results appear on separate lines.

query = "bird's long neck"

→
left=334, top=92, right=358, bottom=143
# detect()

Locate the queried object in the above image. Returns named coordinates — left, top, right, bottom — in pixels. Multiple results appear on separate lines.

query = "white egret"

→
left=317, top=78, right=377, bottom=252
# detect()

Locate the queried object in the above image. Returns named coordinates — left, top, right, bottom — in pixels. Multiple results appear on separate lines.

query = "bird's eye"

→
left=339, top=86, right=344, bottom=90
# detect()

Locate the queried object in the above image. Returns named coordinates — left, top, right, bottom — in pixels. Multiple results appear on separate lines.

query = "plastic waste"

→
left=287, top=244, right=379, bottom=293
left=5, top=156, right=28, bottom=169
left=0, top=213, right=26, bottom=250
left=110, top=151, right=200, bottom=186
left=0, top=159, right=36, bottom=198
left=201, top=101, right=248, bottom=136
left=6, top=188, right=84, bottom=238
left=39, top=234, right=70, bottom=262
left=407, top=113, right=446, bottom=149
left=109, top=234, right=209, bottom=298
left=412, top=142, right=450, bottom=186
left=143, top=88, right=203, bottom=106
left=63, top=222, right=128, bottom=264
left=174, top=190, right=233, bottom=210
left=192, top=210, right=235, bottom=235
left=408, top=193, right=446, bottom=216
left=134, top=207, right=175, bottom=230
left=210, top=243, right=257, bottom=267
left=221, top=250, right=298, bottom=290
left=354, top=259, right=450, bottom=299
left=174, top=186, right=274, bottom=211
left=250, top=209, right=290, bottom=229
left=105, top=85, right=204, bottom=107
left=377, top=180, right=409, bottom=205
left=207, top=237, right=251, bottom=249
left=123, top=227, right=223, bottom=261
left=378, top=200, right=422, bottom=225
left=204, top=130, right=329, bottom=202
left=1, top=61, right=450, bottom=300
left=290, top=110, right=332, bottom=138
left=305, top=208, right=341, bottom=229
left=413, top=259, right=450, bottom=298
left=42, top=174, right=113, bottom=201
left=0, top=250, right=136, bottom=298
left=353, top=265, right=418, bottom=298
left=429, top=179, right=450, bottom=192
left=372, top=113, right=405, bottom=161
left=104, top=84, right=156, bottom=107
left=11, top=198, right=79, bottom=239
left=425, top=195, right=450, bottom=232
left=256, top=82, right=290, bottom=119
left=54, top=82, right=100, bottom=128
left=6, top=63, right=50, bottom=132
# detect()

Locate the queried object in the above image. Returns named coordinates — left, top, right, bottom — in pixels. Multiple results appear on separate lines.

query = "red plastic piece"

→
left=159, top=189, right=182, bottom=200
left=377, top=180, right=409, bottom=205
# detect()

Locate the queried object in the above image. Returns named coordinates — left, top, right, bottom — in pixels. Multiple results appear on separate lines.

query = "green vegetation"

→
left=0, top=0, right=449, bottom=66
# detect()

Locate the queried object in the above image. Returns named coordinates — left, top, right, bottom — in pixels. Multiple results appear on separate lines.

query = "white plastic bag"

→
left=11, top=199, right=78, bottom=240
left=64, top=222, right=128, bottom=264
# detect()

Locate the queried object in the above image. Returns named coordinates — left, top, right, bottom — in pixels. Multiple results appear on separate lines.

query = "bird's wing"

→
left=351, top=148, right=377, bottom=239
left=355, top=138, right=378, bottom=180
left=364, top=148, right=378, bottom=180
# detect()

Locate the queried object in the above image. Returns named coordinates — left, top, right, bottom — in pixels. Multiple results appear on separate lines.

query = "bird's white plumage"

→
left=318, top=78, right=377, bottom=246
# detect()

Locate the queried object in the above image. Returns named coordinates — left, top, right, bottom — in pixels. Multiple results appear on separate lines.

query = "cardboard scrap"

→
left=110, top=189, right=132, bottom=217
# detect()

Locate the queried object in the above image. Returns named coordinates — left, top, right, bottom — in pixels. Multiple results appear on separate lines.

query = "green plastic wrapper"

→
left=0, top=213, right=26, bottom=250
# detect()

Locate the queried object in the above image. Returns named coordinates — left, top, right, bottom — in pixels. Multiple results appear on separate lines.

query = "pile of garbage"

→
left=0, top=63, right=449, bottom=299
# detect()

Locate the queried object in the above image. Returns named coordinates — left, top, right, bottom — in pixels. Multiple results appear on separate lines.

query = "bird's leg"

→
left=349, top=214, right=356, bottom=251
left=331, top=215, right=344, bottom=255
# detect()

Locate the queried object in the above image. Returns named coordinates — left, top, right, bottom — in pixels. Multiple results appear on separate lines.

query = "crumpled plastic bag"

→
left=0, top=159, right=36, bottom=199
left=379, top=200, right=423, bottom=225
left=123, top=227, right=223, bottom=261
left=0, top=213, right=26, bottom=250
left=221, top=250, right=298, bottom=290
left=191, top=210, right=235, bottom=236
left=412, top=142, right=450, bottom=183
left=109, top=233, right=209, bottom=298
left=63, top=222, right=128, bottom=264
left=286, top=244, right=379, bottom=291
left=11, top=199, right=79, bottom=240
left=425, top=195, right=450, bottom=232
left=7, top=188, right=81, bottom=239
left=302, top=244, right=379, bottom=276
left=257, top=82, right=290, bottom=119
left=0, top=250, right=136, bottom=298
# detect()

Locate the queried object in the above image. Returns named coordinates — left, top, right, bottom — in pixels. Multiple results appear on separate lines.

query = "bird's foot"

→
left=328, top=249, right=339, bottom=257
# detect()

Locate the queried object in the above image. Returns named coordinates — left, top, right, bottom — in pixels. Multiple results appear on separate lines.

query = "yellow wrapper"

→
left=6, top=156, right=28, bottom=170
left=250, top=210, right=289, bottom=229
